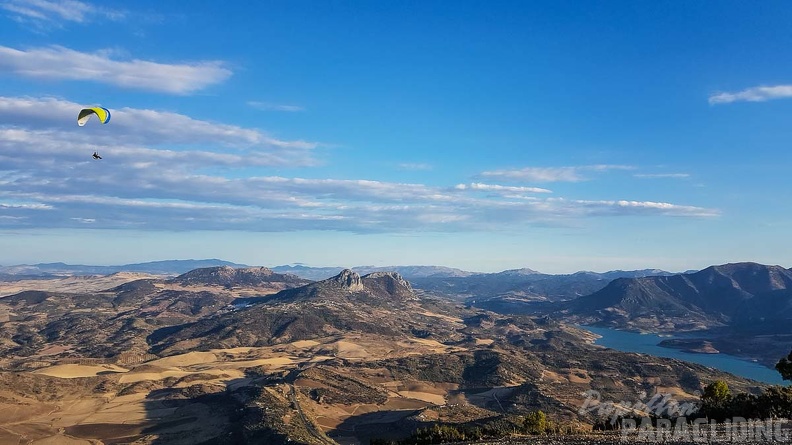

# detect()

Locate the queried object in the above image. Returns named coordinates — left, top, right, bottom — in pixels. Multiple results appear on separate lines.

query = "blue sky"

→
left=0, top=0, right=790, bottom=273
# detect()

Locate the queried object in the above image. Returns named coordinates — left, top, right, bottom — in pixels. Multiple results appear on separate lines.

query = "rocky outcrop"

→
left=170, top=266, right=309, bottom=287
left=329, top=269, right=363, bottom=292
left=361, top=272, right=416, bottom=302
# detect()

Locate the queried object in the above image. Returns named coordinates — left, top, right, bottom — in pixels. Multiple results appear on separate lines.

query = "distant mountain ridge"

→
left=170, top=266, right=309, bottom=288
left=562, top=262, right=792, bottom=331
left=0, top=261, right=475, bottom=280
left=410, top=268, right=681, bottom=305
left=270, top=264, right=475, bottom=280
left=267, top=265, right=685, bottom=304
left=0, top=259, right=248, bottom=277
left=1, top=261, right=686, bottom=305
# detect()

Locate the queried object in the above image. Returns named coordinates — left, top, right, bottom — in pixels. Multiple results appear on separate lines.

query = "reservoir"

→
left=581, top=325, right=787, bottom=385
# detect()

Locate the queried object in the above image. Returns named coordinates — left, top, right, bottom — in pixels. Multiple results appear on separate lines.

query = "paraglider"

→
left=78, top=107, right=111, bottom=159
left=77, top=107, right=111, bottom=126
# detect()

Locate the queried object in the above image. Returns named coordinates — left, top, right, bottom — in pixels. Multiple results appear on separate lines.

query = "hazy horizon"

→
left=2, top=245, right=786, bottom=275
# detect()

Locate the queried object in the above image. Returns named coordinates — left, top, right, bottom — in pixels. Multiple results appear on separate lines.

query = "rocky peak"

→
left=361, top=271, right=416, bottom=301
left=266, top=270, right=413, bottom=305
left=329, top=269, right=364, bottom=291
left=362, top=271, right=412, bottom=290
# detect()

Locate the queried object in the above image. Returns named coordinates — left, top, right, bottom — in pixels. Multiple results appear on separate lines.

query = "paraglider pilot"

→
left=92, top=152, right=102, bottom=160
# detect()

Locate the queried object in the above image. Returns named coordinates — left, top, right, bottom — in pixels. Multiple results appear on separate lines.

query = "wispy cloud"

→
left=1, top=0, right=124, bottom=25
left=0, top=178, right=719, bottom=232
left=397, top=163, right=432, bottom=171
left=0, top=202, right=53, bottom=210
left=0, top=97, right=718, bottom=232
left=0, top=157, right=718, bottom=232
left=247, top=101, right=305, bottom=112
left=479, top=165, right=633, bottom=182
left=709, top=85, right=792, bottom=104
left=0, top=45, right=231, bottom=94
left=555, top=198, right=719, bottom=218
left=633, top=173, right=690, bottom=179
left=455, top=182, right=552, bottom=194
left=0, top=97, right=318, bottom=155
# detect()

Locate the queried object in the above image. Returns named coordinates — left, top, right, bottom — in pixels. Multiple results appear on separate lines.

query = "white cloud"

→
left=247, top=101, right=305, bottom=112
left=0, top=202, right=52, bottom=210
left=1, top=0, right=124, bottom=24
left=111, top=107, right=316, bottom=149
left=521, top=198, right=719, bottom=219
left=479, top=165, right=633, bottom=182
left=0, top=165, right=719, bottom=232
left=0, top=97, right=319, bottom=162
left=456, top=182, right=552, bottom=194
left=586, top=199, right=718, bottom=217
left=0, top=45, right=231, bottom=94
left=709, top=85, right=792, bottom=104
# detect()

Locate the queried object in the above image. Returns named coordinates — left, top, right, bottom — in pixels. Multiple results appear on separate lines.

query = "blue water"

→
left=580, top=325, right=787, bottom=385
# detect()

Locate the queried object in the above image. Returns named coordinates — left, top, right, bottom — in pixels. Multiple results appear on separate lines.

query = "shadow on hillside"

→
left=446, top=386, right=518, bottom=413
left=145, top=374, right=274, bottom=444
left=62, top=376, right=255, bottom=445
left=331, top=408, right=424, bottom=445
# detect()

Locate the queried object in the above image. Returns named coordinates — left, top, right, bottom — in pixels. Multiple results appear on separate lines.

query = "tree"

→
left=700, top=380, right=732, bottom=420
left=776, top=350, right=792, bottom=381
left=757, top=385, right=792, bottom=419
left=523, top=410, right=548, bottom=434
left=729, top=393, right=759, bottom=419
left=702, top=380, right=731, bottom=407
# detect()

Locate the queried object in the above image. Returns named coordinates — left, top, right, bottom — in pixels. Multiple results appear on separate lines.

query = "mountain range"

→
left=0, top=263, right=766, bottom=445
left=270, top=264, right=476, bottom=280
left=0, top=261, right=477, bottom=279
left=411, top=268, right=681, bottom=305
left=0, top=259, right=248, bottom=277
left=553, top=262, right=792, bottom=367
left=562, top=262, right=792, bottom=329
left=0, top=260, right=685, bottom=305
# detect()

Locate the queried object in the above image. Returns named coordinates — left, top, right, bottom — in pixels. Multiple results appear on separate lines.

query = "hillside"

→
left=0, top=266, right=310, bottom=370
left=170, top=265, right=309, bottom=288
left=563, top=262, right=792, bottom=330
left=558, top=262, right=792, bottom=367
left=149, top=270, right=426, bottom=354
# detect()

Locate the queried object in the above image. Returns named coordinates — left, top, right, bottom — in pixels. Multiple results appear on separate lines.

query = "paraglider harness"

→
left=92, top=152, right=102, bottom=160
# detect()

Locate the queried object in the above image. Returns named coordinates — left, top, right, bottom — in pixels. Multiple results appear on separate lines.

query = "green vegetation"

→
left=701, top=380, right=731, bottom=409
left=371, top=411, right=553, bottom=444
left=697, top=352, right=792, bottom=420
left=523, top=410, right=549, bottom=434
left=698, top=380, right=792, bottom=420
left=776, top=350, right=792, bottom=381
